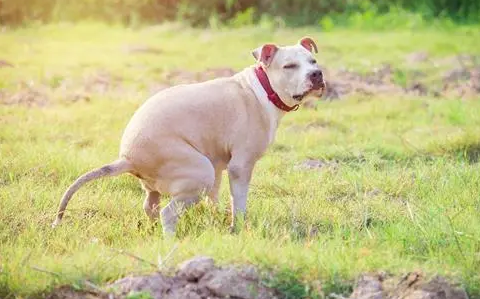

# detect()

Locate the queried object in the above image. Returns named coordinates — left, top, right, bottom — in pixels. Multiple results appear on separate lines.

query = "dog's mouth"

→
left=293, top=81, right=326, bottom=101
left=292, top=91, right=310, bottom=101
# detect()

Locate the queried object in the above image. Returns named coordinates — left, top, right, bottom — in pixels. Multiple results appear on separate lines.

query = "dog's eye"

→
left=283, top=63, right=298, bottom=69
left=310, top=59, right=317, bottom=64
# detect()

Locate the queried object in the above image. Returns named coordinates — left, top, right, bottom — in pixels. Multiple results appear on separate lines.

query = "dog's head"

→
left=252, top=37, right=325, bottom=106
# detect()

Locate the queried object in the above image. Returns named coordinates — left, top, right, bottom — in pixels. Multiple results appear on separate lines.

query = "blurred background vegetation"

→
left=1, top=0, right=479, bottom=28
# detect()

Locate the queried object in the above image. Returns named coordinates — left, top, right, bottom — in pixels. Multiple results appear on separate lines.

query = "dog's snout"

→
left=309, top=70, right=323, bottom=84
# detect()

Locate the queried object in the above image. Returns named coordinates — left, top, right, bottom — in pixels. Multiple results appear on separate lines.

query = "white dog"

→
left=53, top=37, right=325, bottom=235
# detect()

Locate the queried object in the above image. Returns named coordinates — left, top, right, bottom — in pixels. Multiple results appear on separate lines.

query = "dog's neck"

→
left=239, top=66, right=286, bottom=144
left=253, top=66, right=299, bottom=112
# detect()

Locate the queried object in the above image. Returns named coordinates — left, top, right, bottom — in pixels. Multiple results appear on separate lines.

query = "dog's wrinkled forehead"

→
left=251, top=37, right=318, bottom=67
left=271, top=45, right=314, bottom=66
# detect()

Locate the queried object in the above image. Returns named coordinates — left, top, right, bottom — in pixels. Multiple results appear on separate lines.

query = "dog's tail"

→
left=52, top=159, right=132, bottom=227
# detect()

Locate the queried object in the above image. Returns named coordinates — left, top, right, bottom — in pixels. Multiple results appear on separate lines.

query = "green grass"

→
left=1, top=22, right=480, bottom=298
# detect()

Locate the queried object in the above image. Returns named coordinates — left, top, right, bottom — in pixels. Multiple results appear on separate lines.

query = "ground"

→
left=0, top=22, right=480, bottom=298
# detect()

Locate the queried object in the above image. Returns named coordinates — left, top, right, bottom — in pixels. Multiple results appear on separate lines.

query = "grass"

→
left=1, top=22, right=480, bottom=298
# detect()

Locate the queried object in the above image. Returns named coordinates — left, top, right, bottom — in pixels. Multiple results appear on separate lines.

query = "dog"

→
left=52, top=37, right=325, bottom=235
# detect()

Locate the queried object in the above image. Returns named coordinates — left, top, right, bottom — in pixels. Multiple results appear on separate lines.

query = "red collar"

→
left=254, top=66, right=299, bottom=112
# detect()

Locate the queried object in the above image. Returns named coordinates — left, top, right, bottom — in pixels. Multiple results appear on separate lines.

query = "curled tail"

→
left=52, top=159, right=132, bottom=227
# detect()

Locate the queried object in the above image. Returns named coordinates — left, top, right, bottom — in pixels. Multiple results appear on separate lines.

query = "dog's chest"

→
left=264, top=102, right=283, bottom=145
left=267, top=118, right=279, bottom=145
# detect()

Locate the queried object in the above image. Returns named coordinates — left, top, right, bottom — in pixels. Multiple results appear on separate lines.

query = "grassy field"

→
left=1, top=22, right=480, bottom=298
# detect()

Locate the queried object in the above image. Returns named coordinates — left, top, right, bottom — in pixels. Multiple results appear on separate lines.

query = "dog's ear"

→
left=298, top=37, right=318, bottom=54
left=251, top=44, right=278, bottom=67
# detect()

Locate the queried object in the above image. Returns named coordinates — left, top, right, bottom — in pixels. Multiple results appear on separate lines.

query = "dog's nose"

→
left=309, top=70, right=323, bottom=84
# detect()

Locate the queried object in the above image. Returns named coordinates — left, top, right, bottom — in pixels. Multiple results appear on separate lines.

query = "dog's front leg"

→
left=227, top=161, right=254, bottom=232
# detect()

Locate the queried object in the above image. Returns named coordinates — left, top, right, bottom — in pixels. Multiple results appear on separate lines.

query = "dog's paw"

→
left=51, top=219, right=61, bottom=228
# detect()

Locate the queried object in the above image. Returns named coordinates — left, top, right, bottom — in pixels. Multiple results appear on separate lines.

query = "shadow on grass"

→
left=444, top=141, right=480, bottom=164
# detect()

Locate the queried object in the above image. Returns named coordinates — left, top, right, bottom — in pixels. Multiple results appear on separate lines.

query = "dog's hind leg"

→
left=160, top=193, right=200, bottom=236
left=143, top=190, right=161, bottom=221
left=159, top=153, right=215, bottom=236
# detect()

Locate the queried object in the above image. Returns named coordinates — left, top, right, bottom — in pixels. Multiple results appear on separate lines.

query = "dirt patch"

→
left=47, top=256, right=278, bottom=299
left=294, top=158, right=339, bottom=171
left=323, top=67, right=476, bottom=100
left=442, top=66, right=480, bottom=99
left=0, top=59, right=14, bottom=68
left=110, top=258, right=275, bottom=299
left=406, top=51, right=429, bottom=64
left=163, top=63, right=480, bottom=103
left=287, top=120, right=349, bottom=133
left=54, top=70, right=124, bottom=98
left=45, top=286, right=107, bottom=299
left=322, top=64, right=401, bottom=100
left=322, top=54, right=480, bottom=100
left=0, top=81, right=49, bottom=106
left=45, top=257, right=469, bottom=299
left=0, top=70, right=128, bottom=106
left=346, top=271, right=468, bottom=299
left=2, top=55, right=479, bottom=107
left=163, top=62, right=480, bottom=101
left=124, top=44, right=164, bottom=55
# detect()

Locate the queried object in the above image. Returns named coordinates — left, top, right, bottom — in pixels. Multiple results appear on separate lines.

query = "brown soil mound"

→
left=45, top=257, right=469, bottom=299
left=348, top=271, right=468, bottom=299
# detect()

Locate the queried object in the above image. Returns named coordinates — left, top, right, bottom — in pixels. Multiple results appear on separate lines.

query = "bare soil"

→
left=1, top=54, right=479, bottom=107
left=45, top=257, right=468, bottom=299
left=322, top=55, right=480, bottom=100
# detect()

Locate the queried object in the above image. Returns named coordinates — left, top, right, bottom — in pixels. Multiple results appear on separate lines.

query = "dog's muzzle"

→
left=292, top=71, right=326, bottom=101
left=309, top=70, right=323, bottom=86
